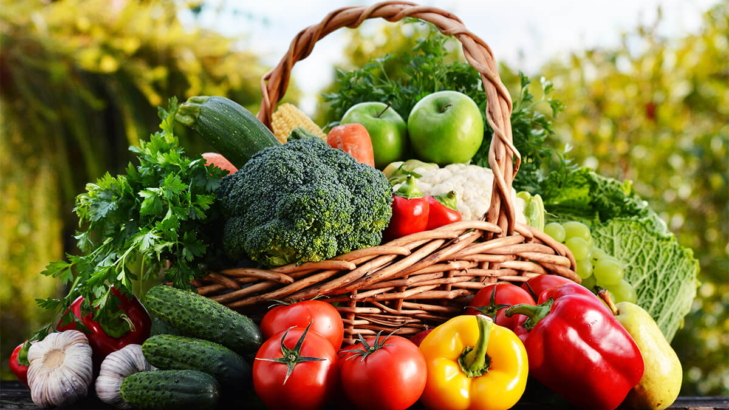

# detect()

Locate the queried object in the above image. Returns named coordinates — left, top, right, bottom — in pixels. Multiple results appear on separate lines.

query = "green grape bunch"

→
left=544, top=221, right=637, bottom=304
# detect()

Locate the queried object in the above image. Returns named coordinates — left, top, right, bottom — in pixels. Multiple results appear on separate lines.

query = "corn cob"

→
left=271, top=103, right=327, bottom=143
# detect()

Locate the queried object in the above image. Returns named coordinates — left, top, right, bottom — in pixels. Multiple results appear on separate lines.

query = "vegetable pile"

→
left=8, top=23, right=698, bottom=410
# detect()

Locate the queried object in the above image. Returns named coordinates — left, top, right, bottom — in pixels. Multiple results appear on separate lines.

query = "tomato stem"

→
left=472, top=285, right=511, bottom=322
left=340, top=329, right=396, bottom=362
left=255, top=322, right=326, bottom=384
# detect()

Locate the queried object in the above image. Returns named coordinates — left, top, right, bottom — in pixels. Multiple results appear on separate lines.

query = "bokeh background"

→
left=1, top=0, right=727, bottom=396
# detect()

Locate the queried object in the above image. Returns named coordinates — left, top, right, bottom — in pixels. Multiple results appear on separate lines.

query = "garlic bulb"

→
left=95, top=344, right=156, bottom=408
left=27, top=330, right=93, bottom=408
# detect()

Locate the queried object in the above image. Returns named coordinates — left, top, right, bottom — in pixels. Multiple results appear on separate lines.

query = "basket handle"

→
left=257, top=1, right=521, bottom=235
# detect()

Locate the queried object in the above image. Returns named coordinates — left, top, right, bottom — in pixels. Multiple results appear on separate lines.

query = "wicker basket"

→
left=192, top=1, right=579, bottom=345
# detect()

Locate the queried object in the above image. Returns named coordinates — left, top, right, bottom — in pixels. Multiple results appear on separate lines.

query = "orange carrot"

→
left=202, top=152, right=238, bottom=176
left=326, top=124, right=376, bottom=167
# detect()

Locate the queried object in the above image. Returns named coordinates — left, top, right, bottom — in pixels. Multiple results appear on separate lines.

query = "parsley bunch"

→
left=323, top=26, right=566, bottom=193
left=30, top=98, right=225, bottom=345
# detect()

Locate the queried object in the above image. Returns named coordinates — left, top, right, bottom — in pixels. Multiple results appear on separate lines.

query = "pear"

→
left=599, top=291, right=682, bottom=410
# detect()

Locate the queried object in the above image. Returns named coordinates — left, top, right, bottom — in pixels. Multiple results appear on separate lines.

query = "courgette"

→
left=145, top=285, right=262, bottom=355
left=143, top=335, right=251, bottom=389
left=120, top=370, right=219, bottom=410
left=176, top=96, right=280, bottom=168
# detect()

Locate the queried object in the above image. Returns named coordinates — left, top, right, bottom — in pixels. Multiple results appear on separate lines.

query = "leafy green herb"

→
left=29, top=98, right=225, bottom=346
left=322, top=26, right=566, bottom=192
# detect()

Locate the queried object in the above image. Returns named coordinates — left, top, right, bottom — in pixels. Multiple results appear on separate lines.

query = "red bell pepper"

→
left=9, top=343, right=29, bottom=388
left=56, top=287, right=151, bottom=363
left=509, top=314, right=531, bottom=344
left=506, top=283, right=644, bottom=410
left=426, top=191, right=462, bottom=230
left=521, top=274, right=573, bottom=300
left=383, top=175, right=429, bottom=241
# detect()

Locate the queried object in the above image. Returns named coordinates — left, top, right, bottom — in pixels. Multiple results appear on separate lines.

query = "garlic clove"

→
left=95, top=344, right=156, bottom=408
left=27, top=330, right=93, bottom=408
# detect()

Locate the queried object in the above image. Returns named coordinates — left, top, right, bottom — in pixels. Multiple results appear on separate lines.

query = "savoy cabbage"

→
left=592, top=217, right=699, bottom=341
left=540, top=167, right=699, bottom=341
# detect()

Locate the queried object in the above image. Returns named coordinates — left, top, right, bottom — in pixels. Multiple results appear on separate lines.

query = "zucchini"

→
left=120, top=370, right=219, bottom=410
left=150, top=317, right=184, bottom=337
left=145, top=285, right=262, bottom=355
left=176, top=96, right=280, bottom=168
left=143, top=335, right=251, bottom=389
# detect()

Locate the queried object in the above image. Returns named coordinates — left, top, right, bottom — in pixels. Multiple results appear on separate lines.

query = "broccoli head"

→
left=218, top=137, right=393, bottom=267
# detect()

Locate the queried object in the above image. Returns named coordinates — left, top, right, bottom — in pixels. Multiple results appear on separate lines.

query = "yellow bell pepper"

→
left=419, top=315, right=529, bottom=410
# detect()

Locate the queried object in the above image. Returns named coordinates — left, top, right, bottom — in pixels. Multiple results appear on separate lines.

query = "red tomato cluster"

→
left=253, top=300, right=427, bottom=410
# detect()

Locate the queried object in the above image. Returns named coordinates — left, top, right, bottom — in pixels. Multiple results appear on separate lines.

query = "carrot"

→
left=326, top=124, right=376, bottom=167
left=202, top=152, right=238, bottom=176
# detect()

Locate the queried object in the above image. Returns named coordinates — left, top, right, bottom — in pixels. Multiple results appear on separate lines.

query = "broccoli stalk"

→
left=218, top=138, right=393, bottom=267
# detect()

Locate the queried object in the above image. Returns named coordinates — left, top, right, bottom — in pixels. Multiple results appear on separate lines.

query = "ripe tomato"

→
left=253, top=324, right=339, bottom=410
left=261, top=300, right=344, bottom=349
left=521, top=275, right=573, bottom=300
left=202, top=152, right=237, bottom=176
left=467, top=283, right=535, bottom=330
left=339, top=334, right=427, bottom=410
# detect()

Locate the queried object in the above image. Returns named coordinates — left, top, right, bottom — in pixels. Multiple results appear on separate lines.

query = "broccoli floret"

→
left=219, top=138, right=392, bottom=267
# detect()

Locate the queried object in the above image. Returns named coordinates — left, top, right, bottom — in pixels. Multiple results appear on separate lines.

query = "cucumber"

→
left=150, top=317, right=184, bottom=337
left=176, top=96, right=280, bottom=168
left=120, top=370, right=219, bottom=410
left=143, top=335, right=251, bottom=389
left=145, top=285, right=262, bottom=355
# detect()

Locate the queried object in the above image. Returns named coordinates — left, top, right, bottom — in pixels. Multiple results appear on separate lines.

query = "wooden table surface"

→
left=1, top=381, right=727, bottom=410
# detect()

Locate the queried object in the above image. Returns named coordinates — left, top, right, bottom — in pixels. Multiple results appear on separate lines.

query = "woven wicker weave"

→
left=193, top=1, right=579, bottom=345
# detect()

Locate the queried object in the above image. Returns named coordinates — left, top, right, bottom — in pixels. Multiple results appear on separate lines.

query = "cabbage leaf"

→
left=592, top=217, right=699, bottom=342
left=540, top=167, right=654, bottom=224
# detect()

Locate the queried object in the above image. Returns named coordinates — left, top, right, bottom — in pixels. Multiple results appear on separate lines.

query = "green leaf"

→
left=134, top=229, right=159, bottom=252
left=42, top=260, right=73, bottom=281
left=74, top=231, right=93, bottom=253
left=36, top=298, right=62, bottom=310
left=90, top=200, right=117, bottom=221
left=162, top=173, right=187, bottom=198
left=139, top=191, right=164, bottom=216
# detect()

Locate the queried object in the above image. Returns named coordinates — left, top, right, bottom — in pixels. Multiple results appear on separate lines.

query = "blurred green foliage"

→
left=317, top=3, right=728, bottom=395
left=0, top=0, right=298, bottom=380
left=541, top=2, right=729, bottom=395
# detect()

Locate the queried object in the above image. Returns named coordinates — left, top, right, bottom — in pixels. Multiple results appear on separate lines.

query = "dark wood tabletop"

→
left=1, top=380, right=727, bottom=410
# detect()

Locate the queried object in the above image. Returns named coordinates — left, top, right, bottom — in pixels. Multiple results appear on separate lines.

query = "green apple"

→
left=407, top=91, right=484, bottom=165
left=340, top=102, right=408, bottom=169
